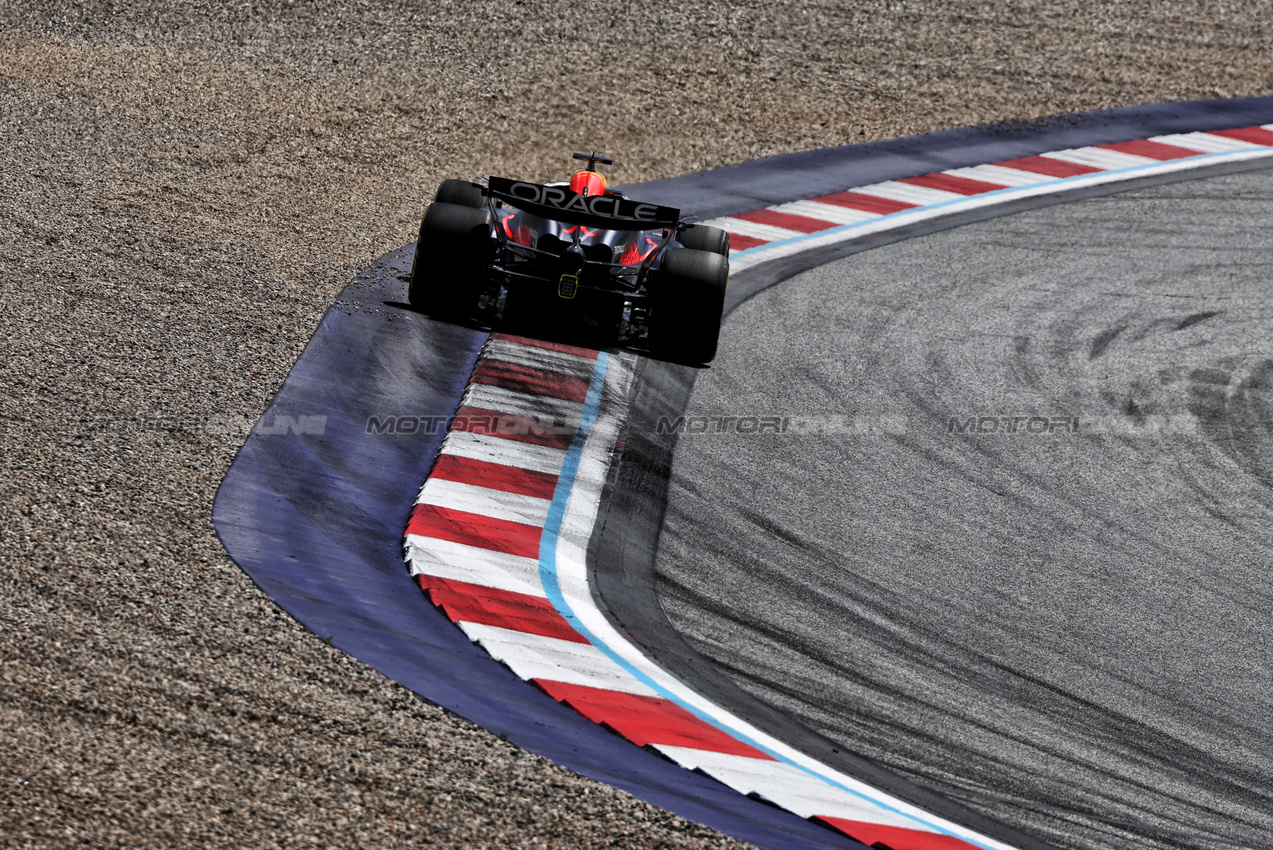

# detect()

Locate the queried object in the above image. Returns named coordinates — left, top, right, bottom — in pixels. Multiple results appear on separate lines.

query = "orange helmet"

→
left=569, top=169, right=607, bottom=197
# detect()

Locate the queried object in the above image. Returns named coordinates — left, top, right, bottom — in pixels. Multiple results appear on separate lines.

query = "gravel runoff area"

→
left=1, top=2, right=1270, bottom=848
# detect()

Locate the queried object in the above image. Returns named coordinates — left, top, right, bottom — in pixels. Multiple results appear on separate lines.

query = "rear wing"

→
left=487, top=176, right=681, bottom=230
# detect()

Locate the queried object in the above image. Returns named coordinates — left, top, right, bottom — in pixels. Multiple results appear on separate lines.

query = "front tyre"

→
left=408, top=202, right=493, bottom=317
left=648, top=247, right=728, bottom=365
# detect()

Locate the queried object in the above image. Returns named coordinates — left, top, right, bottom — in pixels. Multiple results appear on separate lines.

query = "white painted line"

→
left=441, top=430, right=567, bottom=476
left=405, top=534, right=545, bottom=597
left=944, top=163, right=1050, bottom=188
left=653, top=746, right=946, bottom=831
left=850, top=180, right=964, bottom=206
left=1039, top=146, right=1155, bottom=170
left=458, top=622, right=660, bottom=697
left=416, top=477, right=551, bottom=527
left=483, top=338, right=598, bottom=379
left=1153, top=131, right=1263, bottom=153
left=461, top=382, right=583, bottom=424
left=770, top=199, right=882, bottom=226
left=704, top=216, right=805, bottom=243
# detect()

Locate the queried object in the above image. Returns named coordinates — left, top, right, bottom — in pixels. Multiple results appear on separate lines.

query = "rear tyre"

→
left=677, top=223, right=730, bottom=256
left=434, top=179, right=486, bottom=208
left=648, top=247, right=728, bottom=365
left=408, top=202, right=493, bottom=317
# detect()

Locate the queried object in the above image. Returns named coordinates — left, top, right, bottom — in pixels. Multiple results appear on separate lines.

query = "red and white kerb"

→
left=709, top=125, right=1273, bottom=272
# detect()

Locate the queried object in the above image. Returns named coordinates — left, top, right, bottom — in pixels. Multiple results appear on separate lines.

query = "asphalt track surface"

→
left=654, top=168, right=1273, bottom=850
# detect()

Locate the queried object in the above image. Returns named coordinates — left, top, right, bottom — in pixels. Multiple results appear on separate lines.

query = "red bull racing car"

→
left=407, top=153, right=729, bottom=364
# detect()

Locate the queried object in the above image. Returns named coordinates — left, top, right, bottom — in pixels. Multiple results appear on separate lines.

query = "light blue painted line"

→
left=535, top=352, right=995, bottom=847
left=537, top=348, right=609, bottom=636
left=728, top=148, right=1271, bottom=262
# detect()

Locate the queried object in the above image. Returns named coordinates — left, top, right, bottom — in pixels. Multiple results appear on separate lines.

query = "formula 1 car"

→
left=407, top=153, right=729, bottom=364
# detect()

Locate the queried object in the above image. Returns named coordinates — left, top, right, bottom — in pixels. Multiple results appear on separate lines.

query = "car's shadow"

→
left=383, top=298, right=710, bottom=368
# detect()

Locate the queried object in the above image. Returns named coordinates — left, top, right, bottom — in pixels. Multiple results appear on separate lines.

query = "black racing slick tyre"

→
left=677, top=223, right=730, bottom=256
left=408, top=202, right=493, bottom=317
left=648, top=247, right=728, bottom=365
left=434, top=179, right=486, bottom=208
